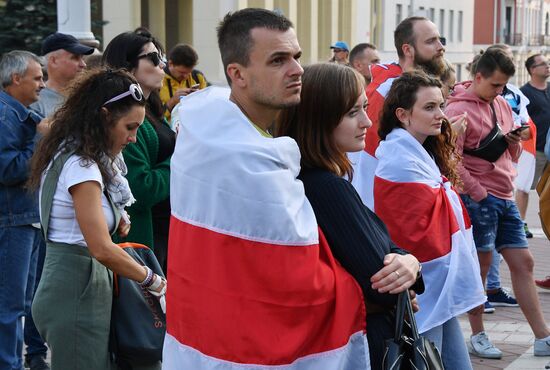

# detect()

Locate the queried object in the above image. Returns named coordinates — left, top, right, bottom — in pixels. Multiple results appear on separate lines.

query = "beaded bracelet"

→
left=139, top=266, right=154, bottom=288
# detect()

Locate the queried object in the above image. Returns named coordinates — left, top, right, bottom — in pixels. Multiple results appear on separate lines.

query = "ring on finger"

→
left=394, top=270, right=400, bottom=279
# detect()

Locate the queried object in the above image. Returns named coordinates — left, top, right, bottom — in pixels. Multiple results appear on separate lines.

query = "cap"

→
left=41, top=33, right=95, bottom=56
left=330, top=41, right=350, bottom=51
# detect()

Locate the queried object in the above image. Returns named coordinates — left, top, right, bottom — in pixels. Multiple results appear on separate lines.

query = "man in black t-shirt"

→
left=520, top=54, right=550, bottom=188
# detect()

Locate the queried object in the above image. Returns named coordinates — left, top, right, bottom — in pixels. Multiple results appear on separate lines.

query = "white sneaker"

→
left=468, top=331, right=502, bottom=359
left=535, top=337, right=550, bottom=356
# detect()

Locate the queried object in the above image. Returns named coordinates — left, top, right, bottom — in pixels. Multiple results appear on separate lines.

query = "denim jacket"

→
left=0, top=91, right=42, bottom=226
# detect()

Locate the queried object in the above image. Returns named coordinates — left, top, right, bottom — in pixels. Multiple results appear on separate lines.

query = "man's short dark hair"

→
left=394, top=16, right=429, bottom=59
left=475, top=47, right=515, bottom=78
left=349, top=43, right=377, bottom=65
left=168, top=44, right=198, bottom=67
left=525, top=53, right=542, bottom=75
left=217, top=8, right=293, bottom=84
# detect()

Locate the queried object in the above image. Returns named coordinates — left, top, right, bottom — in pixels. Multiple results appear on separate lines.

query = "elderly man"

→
left=31, top=32, right=93, bottom=117
left=0, top=50, right=45, bottom=370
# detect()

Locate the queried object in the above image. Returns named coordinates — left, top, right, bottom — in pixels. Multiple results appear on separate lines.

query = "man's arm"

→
left=0, top=110, right=36, bottom=185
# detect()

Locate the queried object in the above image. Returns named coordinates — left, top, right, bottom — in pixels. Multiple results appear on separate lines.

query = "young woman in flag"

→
left=276, top=62, right=424, bottom=370
left=374, top=71, right=486, bottom=369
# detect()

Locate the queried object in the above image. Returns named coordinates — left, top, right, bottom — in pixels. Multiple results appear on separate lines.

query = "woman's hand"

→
left=147, top=274, right=167, bottom=313
left=370, top=253, right=420, bottom=294
left=117, top=212, right=131, bottom=238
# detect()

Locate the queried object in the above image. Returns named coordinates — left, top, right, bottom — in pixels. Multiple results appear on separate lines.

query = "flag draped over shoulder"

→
left=165, top=87, right=370, bottom=370
left=373, top=128, right=485, bottom=333
left=505, top=83, right=537, bottom=193
left=349, top=62, right=402, bottom=210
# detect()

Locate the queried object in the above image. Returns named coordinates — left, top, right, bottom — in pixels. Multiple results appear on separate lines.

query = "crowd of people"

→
left=1, top=6, right=550, bottom=370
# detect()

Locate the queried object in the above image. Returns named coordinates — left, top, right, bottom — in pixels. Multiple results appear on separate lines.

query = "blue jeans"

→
left=486, top=249, right=501, bottom=291
left=0, top=226, right=41, bottom=370
left=24, top=236, right=48, bottom=358
left=422, top=317, right=473, bottom=370
left=460, top=194, right=528, bottom=251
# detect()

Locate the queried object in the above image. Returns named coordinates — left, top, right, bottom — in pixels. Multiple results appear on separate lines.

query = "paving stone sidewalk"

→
left=458, top=190, right=550, bottom=370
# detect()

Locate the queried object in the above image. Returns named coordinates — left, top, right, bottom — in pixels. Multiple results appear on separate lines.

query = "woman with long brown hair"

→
left=374, top=71, right=486, bottom=369
left=276, top=63, right=423, bottom=369
left=27, top=69, right=166, bottom=370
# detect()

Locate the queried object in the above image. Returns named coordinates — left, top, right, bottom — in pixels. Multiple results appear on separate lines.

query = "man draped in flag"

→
left=349, top=16, right=445, bottom=209
left=445, top=46, right=550, bottom=357
left=164, top=8, right=370, bottom=370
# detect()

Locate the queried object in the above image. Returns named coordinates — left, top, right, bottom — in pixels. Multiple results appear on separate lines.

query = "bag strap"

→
left=392, top=291, right=421, bottom=341
left=405, top=292, right=421, bottom=340
left=464, top=103, right=501, bottom=154
left=393, top=291, right=408, bottom=341
left=40, top=150, right=75, bottom=241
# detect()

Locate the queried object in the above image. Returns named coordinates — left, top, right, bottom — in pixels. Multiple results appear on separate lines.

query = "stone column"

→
left=57, top=0, right=99, bottom=47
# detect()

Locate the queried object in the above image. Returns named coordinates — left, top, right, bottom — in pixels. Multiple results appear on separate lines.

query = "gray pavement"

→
left=458, top=190, right=550, bottom=370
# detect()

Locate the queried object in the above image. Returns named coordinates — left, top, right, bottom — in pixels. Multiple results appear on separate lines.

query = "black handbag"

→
left=463, top=103, right=508, bottom=162
left=110, top=242, right=166, bottom=365
left=382, top=292, right=444, bottom=370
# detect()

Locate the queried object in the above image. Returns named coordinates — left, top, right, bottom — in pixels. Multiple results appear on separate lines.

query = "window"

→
left=458, top=11, right=463, bottom=42
left=440, top=9, right=445, bottom=36
left=449, top=10, right=454, bottom=42
left=396, top=4, right=403, bottom=26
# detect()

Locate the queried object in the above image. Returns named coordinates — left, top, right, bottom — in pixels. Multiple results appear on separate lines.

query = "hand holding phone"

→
left=509, top=125, right=529, bottom=136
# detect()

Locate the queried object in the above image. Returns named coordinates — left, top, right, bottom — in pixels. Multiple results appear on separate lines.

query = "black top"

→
left=520, top=82, right=550, bottom=151
left=299, top=167, right=423, bottom=307
left=151, top=121, right=176, bottom=228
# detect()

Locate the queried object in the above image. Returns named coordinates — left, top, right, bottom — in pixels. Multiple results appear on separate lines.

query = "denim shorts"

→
left=460, top=194, right=528, bottom=252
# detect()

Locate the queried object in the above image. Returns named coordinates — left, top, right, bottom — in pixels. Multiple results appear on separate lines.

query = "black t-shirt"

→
left=520, top=82, right=550, bottom=151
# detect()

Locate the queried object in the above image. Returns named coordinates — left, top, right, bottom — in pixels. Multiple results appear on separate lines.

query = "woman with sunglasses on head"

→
left=103, top=31, right=174, bottom=274
left=27, top=69, right=166, bottom=370
left=373, top=71, right=486, bottom=369
left=276, top=63, right=423, bottom=370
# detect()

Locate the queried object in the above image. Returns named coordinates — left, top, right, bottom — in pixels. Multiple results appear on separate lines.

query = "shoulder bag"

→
left=382, top=291, right=444, bottom=370
left=109, top=242, right=166, bottom=365
left=463, top=103, right=509, bottom=163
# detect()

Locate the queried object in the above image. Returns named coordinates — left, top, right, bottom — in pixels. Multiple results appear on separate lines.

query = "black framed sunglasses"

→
left=103, top=83, right=144, bottom=106
left=136, top=51, right=162, bottom=67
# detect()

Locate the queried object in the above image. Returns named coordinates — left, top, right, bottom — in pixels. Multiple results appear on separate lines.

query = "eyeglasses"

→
left=136, top=51, right=162, bottom=67
left=103, top=83, right=144, bottom=106
left=532, top=61, right=550, bottom=68
left=332, top=48, right=346, bottom=53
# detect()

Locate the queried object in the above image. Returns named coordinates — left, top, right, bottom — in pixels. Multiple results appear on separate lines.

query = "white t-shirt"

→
left=39, top=154, right=115, bottom=247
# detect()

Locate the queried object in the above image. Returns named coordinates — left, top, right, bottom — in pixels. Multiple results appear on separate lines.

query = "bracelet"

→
left=139, top=266, right=154, bottom=288
left=148, top=274, right=163, bottom=291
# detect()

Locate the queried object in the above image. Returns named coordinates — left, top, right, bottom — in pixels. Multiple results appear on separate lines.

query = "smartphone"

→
left=190, top=83, right=200, bottom=89
left=509, top=125, right=529, bottom=135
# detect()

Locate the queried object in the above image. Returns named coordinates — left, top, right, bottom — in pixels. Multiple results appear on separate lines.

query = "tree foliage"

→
left=0, top=0, right=57, bottom=55
left=0, top=0, right=106, bottom=55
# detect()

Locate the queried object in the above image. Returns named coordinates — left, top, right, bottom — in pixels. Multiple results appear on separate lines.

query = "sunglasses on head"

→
left=103, top=83, right=144, bottom=106
left=136, top=51, right=162, bottom=67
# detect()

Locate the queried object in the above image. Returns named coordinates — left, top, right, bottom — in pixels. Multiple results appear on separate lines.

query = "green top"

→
left=115, top=117, right=171, bottom=248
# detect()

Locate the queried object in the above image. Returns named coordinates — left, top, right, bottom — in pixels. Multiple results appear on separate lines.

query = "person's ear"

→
left=395, top=107, right=410, bottom=125
left=11, top=73, right=21, bottom=86
left=100, top=106, right=110, bottom=119
left=402, top=43, right=414, bottom=59
left=227, top=63, right=246, bottom=88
